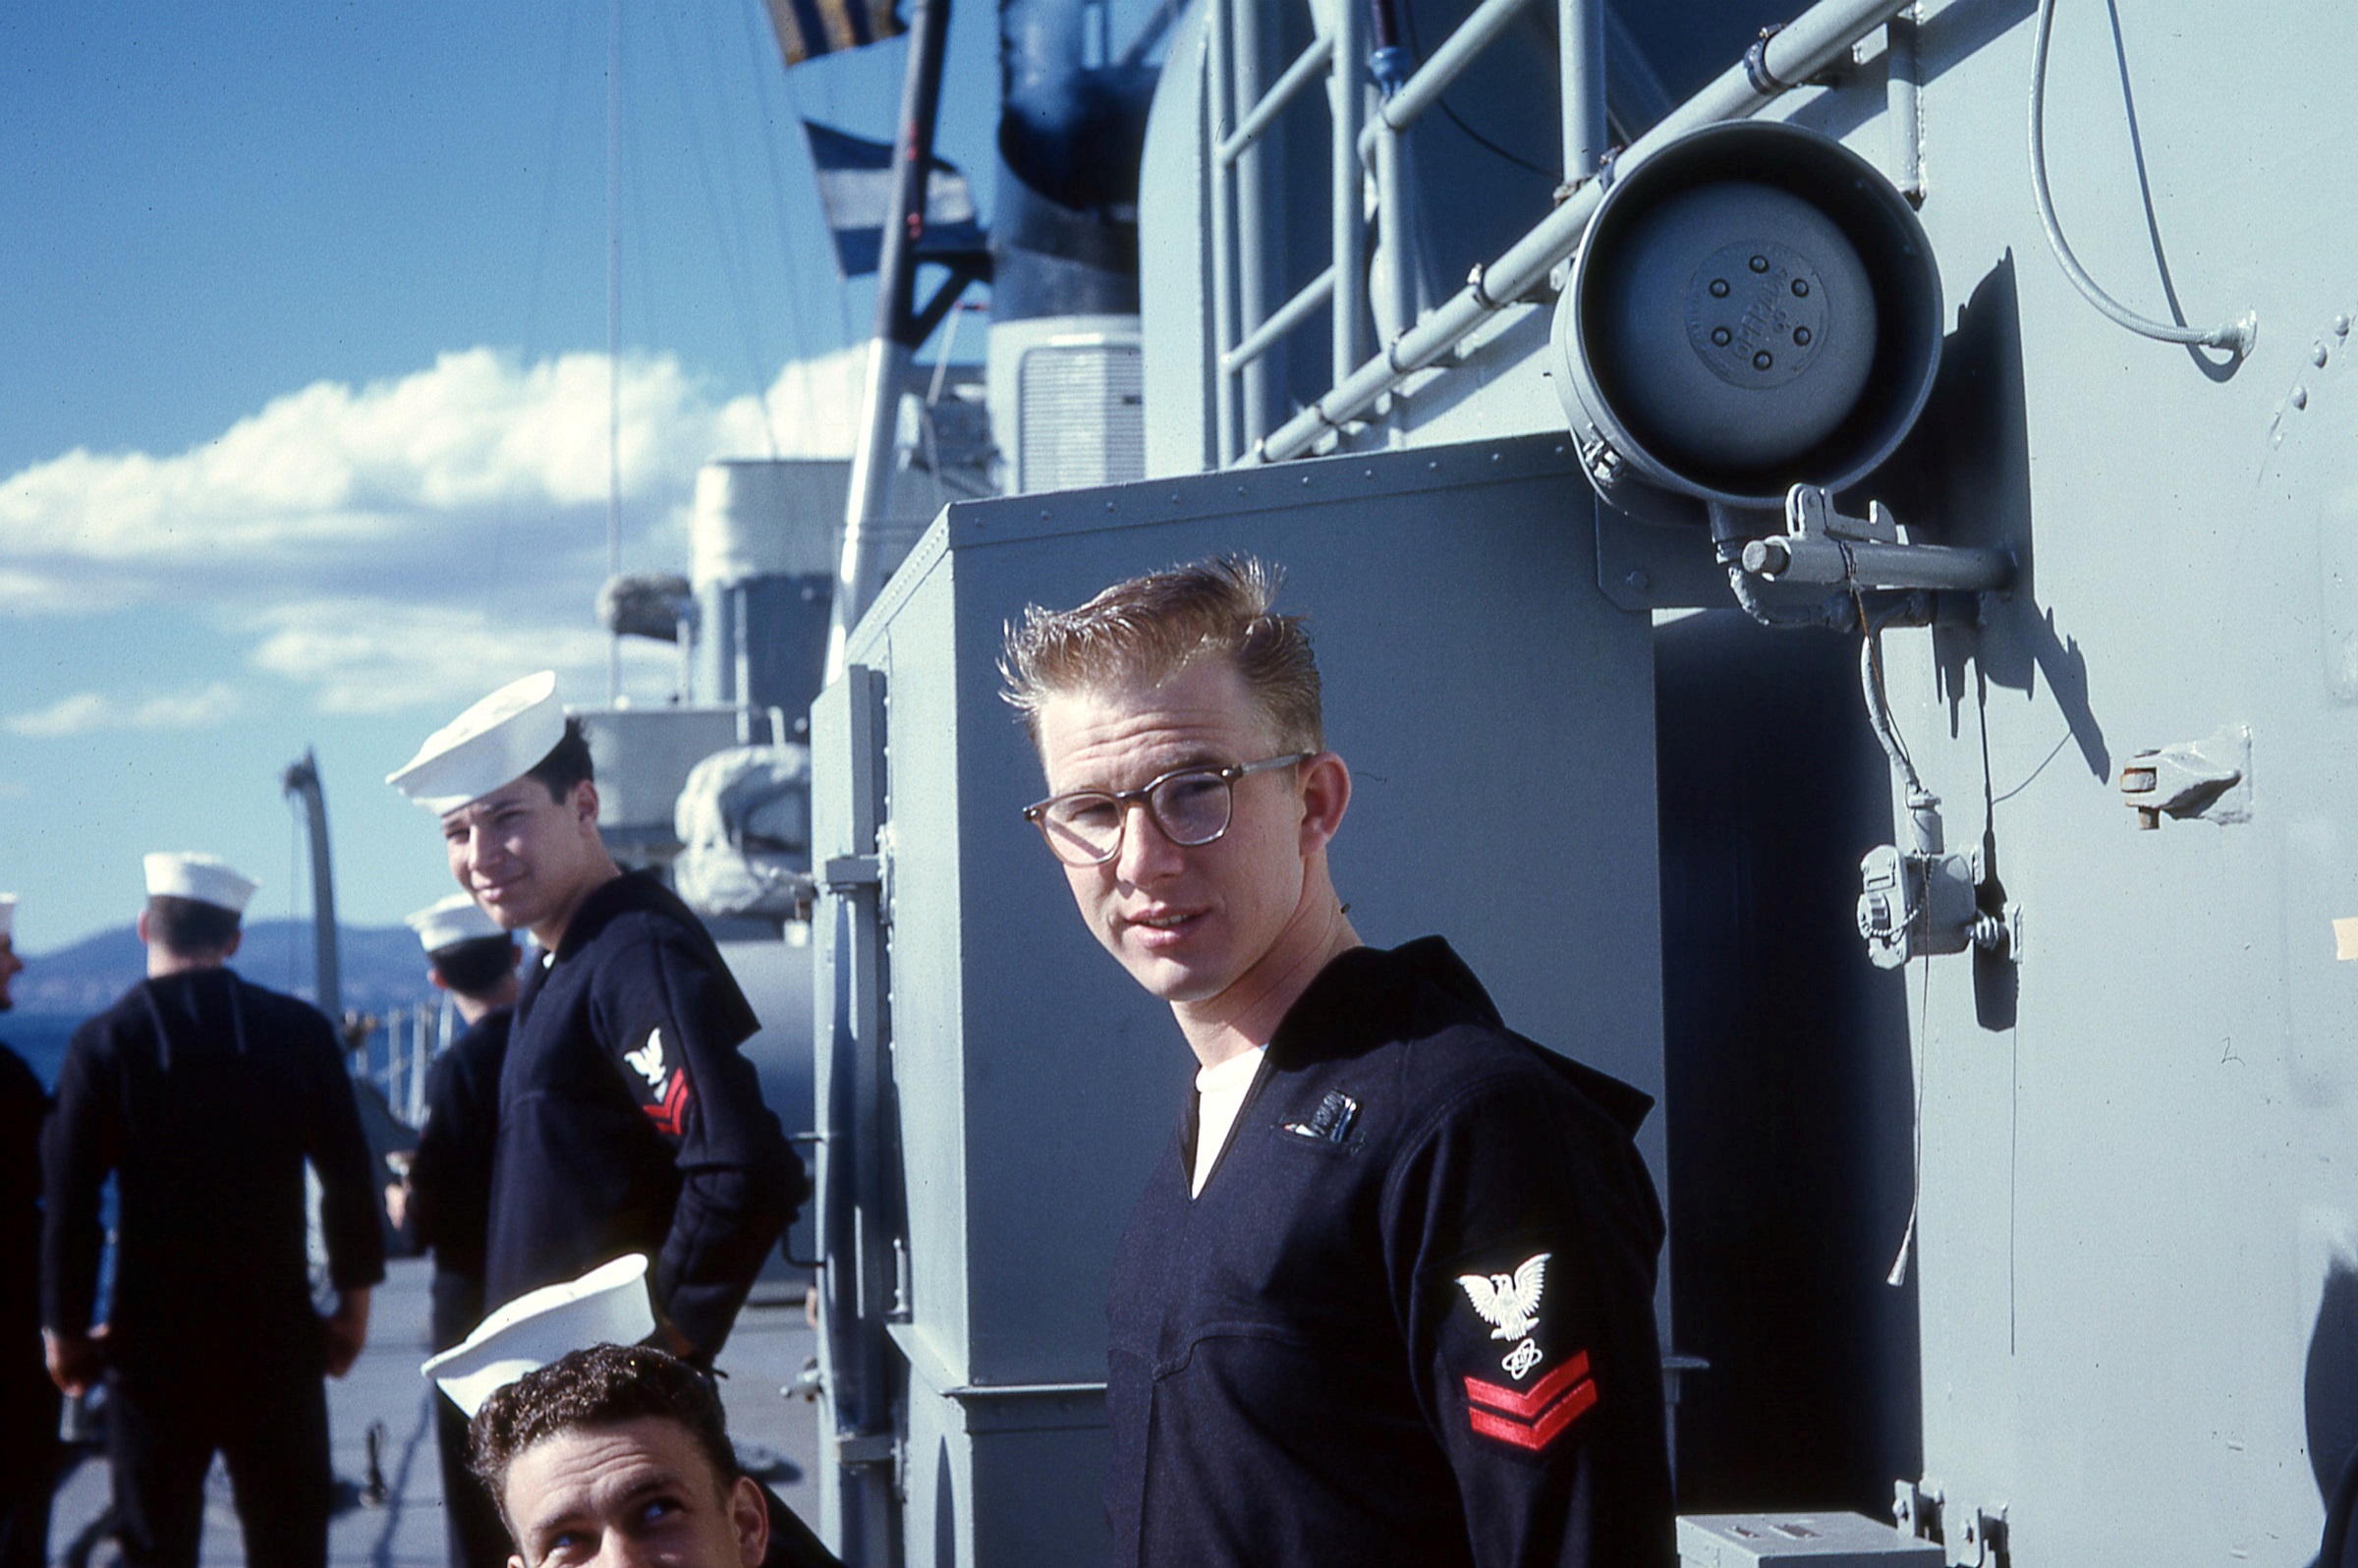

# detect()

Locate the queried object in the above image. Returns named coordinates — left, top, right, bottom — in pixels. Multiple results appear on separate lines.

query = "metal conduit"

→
left=1358, top=0, right=1539, bottom=162
left=1219, top=34, right=1333, bottom=164
left=1224, top=266, right=1337, bottom=375
left=1329, top=0, right=1369, bottom=383
left=1253, top=0, right=1920, bottom=464
left=1207, top=0, right=1240, bottom=464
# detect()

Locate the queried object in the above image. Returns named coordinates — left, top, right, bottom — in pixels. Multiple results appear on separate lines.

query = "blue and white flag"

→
left=803, top=120, right=989, bottom=278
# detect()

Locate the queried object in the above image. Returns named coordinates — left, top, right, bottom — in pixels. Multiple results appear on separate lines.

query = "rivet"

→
left=2292, top=386, right=2310, bottom=410
left=1754, top=351, right=1774, bottom=370
left=1039, top=509, right=1051, bottom=520
left=2314, top=342, right=2330, bottom=367
left=1710, top=278, right=1731, bottom=298
left=1105, top=501, right=1116, bottom=513
left=1301, top=476, right=1311, bottom=485
left=2338, top=314, right=2353, bottom=337
left=1749, top=254, right=1769, bottom=273
left=1624, top=570, right=1652, bottom=594
left=1712, top=327, right=1733, bottom=347
left=1793, top=326, right=1813, bottom=346
left=1792, top=278, right=1811, bottom=298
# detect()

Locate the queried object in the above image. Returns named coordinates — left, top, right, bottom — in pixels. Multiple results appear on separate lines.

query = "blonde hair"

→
left=1000, top=556, right=1322, bottom=754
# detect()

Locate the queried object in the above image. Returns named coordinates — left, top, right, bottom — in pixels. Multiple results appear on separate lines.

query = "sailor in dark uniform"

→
left=394, top=892, right=519, bottom=1568
left=387, top=672, right=805, bottom=1366
left=0, top=894, right=59, bottom=1568
left=42, top=854, right=384, bottom=1568
left=1002, top=559, right=1676, bottom=1567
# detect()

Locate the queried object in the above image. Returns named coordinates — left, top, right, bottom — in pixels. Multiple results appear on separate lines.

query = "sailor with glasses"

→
left=1002, top=557, right=1674, bottom=1568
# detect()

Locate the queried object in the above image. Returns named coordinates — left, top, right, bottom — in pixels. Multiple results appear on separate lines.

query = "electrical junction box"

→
left=1678, top=1513, right=1942, bottom=1567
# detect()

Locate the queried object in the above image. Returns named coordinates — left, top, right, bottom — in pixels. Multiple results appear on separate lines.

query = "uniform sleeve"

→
left=301, top=1013, right=388, bottom=1295
left=1385, top=1074, right=1675, bottom=1568
left=592, top=929, right=808, bottom=1358
left=41, top=1029, right=120, bottom=1335
left=405, top=1048, right=465, bottom=1256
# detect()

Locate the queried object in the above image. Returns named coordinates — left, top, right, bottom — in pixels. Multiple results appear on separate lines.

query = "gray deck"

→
left=48, top=1256, right=826, bottom=1567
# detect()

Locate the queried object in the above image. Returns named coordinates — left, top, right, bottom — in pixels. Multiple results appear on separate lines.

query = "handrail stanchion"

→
left=1562, top=0, right=1607, bottom=184
left=1328, top=0, right=1369, bottom=387
left=1232, top=2, right=1274, bottom=439
left=1207, top=0, right=1240, bottom=465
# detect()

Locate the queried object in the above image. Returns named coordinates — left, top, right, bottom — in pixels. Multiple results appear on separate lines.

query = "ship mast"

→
left=279, top=749, right=341, bottom=1020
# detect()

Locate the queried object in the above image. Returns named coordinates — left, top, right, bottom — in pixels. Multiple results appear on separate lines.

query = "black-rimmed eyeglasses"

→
left=1023, top=754, right=1311, bottom=867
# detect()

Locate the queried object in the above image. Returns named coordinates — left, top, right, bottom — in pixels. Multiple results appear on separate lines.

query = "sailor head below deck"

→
left=1001, top=555, right=1358, bottom=1070
left=389, top=671, right=622, bottom=951
left=139, top=851, right=257, bottom=975
left=469, top=1344, right=767, bottom=1568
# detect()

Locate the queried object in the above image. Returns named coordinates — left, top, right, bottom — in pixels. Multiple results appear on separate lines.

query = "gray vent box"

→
left=1678, top=1514, right=1942, bottom=1567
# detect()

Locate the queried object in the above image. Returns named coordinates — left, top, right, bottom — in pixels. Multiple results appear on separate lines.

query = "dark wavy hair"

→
left=523, top=716, right=595, bottom=804
left=468, top=1343, right=738, bottom=1528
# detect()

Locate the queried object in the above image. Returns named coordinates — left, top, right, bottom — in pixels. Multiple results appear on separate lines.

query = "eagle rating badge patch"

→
left=1450, top=1250, right=1597, bottom=1453
left=623, top=1026, right=693, bottom=1138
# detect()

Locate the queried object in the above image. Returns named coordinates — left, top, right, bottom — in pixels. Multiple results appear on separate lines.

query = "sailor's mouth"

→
left=1125, top=908, right=1205, bottom=945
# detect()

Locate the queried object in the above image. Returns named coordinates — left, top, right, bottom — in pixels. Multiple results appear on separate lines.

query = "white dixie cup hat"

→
left=386, top=670, right=567, bottom=813
left=421, top=1254, right=657, bottom=1420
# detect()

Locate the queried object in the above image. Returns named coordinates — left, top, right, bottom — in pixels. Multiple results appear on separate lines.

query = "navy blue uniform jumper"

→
left=1104, top=938, right=1675, bottom=1568
left=42, top=969, right=385, bottom=1568
left=487, top=871, right=805, bottom=1360
left=406, top=1006, right=512, bottom=1568
left=0, top=1041, right=57, bottom=1568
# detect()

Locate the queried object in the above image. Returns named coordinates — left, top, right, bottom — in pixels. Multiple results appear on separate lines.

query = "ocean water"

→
left=3, top=1011, right=79, bottom=1090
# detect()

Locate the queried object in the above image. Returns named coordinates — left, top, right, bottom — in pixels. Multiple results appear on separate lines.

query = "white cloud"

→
left=9, top=682, right=246, bottom=738
left=0, top=344, right=870, bottom=715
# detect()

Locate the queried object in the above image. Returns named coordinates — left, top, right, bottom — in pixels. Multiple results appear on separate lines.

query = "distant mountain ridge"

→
left=14, top=920, right=441, bottom=1019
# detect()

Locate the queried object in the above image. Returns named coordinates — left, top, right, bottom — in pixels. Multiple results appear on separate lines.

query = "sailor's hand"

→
left=323, top=1286, right=372, bottom=1378
left=44, top=1326, right=105, bottom=1396
left=384, top=1181, right=410, bottom=1231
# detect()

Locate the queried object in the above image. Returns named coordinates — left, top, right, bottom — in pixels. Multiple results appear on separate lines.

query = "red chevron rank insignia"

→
left=643, top=1068, right=692, bottom=1138
left=1464, top=1350, right=1596, bottom=1452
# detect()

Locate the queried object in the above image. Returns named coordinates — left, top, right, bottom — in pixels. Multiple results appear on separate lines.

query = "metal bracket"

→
left=1956, top=1502, right=2008, bottom=1567
left=1893, top=1477, right=1943, bottom=1542
left=2119, top=725, right=2250, bottom=829
left=824, top=855, right=882, bottom=891
left=1742, top=485, right=2014, bottom=594
left=834, top=1430, right=896, bottom=1467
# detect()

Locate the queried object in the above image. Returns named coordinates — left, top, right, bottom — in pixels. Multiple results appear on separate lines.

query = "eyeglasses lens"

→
left=1040, top=770, right=1234, bottom=865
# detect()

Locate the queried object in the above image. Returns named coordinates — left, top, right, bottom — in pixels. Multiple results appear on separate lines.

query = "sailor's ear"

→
left=1297, top=751, right=1352, bottom=856
left=223, top=928, right=243, bottom=959
left=428, top=969, right=451, bottom=994
left=135, top=909, right=151, bottom=947
left=568, top=778, right=601, bottom=831
left=730, top=1475, right=769, bottom=1567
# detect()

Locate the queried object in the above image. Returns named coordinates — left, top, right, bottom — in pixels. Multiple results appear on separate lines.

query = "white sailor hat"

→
left=386, top=671, right=566, bottom=813
left=405, top=892, right=504, bottom=956
left=421, top=1254, right=655, bottom=1419
left=143, top=853, right=259, bottom=915
left=0, top=894, right=15, bottom=941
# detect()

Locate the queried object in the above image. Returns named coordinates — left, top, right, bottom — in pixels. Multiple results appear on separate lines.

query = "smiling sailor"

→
left=389, top=672, right=805, bottom=1368
left=1002, top=559, right=1675, bottom=1568
left=42, top=853, right=383, bottom=1568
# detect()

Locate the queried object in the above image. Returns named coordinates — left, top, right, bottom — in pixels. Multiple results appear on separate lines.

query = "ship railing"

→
left=346, top=998, right=458, bottom=1128
left=1200, top=0, right=1922, bottom=466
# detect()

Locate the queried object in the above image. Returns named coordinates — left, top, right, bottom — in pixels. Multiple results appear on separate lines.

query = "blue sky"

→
left=0, top=0, right=1011, bottom=950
